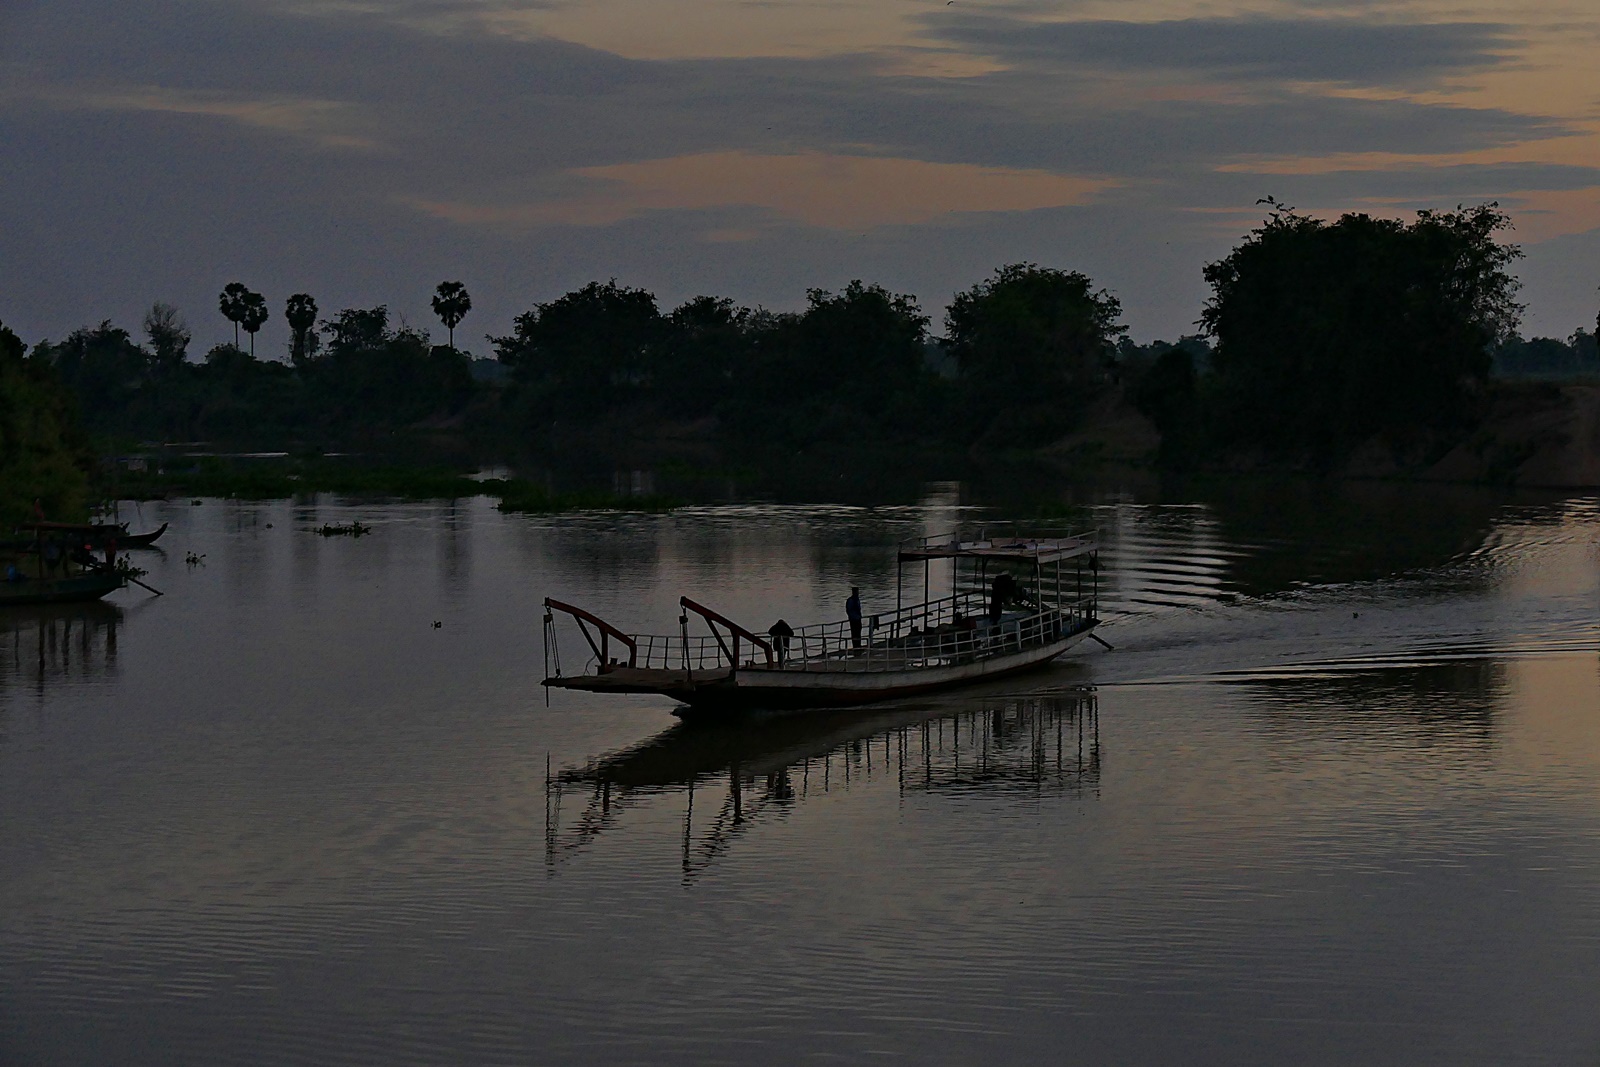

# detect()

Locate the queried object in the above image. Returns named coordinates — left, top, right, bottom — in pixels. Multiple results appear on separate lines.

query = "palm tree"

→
left=286, top=293, right=318, bottom=367
left=219, top=282, right=250, bottom=347
left=431, top=281, right=472, bottom=350
left=240, top=290, right=269, bottom=357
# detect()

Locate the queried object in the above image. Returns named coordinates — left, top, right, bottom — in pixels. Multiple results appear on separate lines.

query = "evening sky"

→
left=1, top=0, right=1596, bottom=351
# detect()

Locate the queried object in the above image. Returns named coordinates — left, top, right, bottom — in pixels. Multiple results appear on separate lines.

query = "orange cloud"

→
left=12, top=84, right=377, bottom=149
left=407, top=151, right=1117, bottom=231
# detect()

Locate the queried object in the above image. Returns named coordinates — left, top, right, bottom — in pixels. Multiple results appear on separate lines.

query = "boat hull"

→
left=117, top=523, right=168, bottom=548
left=549, top=626, right=1097, bottom=716
left=0, top=573, right=125, bottom=606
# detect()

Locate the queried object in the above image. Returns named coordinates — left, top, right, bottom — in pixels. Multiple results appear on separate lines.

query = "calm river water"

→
left=2, top=481, right=1598, bottom=1065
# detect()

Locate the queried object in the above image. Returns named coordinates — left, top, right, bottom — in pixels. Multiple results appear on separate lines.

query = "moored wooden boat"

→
left=0, top=571, right=124, bottom=606
left=13, top=520, right=168, bottom=548
left=544, top=529, right=1104, bottom=715
left=3, top=526, right=130, bottom=605
left=116, top=522, right=169, bottom=547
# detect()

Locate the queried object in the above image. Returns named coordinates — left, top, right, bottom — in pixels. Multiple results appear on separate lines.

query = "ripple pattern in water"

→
left=2, top=488, right=1600, bottom=1065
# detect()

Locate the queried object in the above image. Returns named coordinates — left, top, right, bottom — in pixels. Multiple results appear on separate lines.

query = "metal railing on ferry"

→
left=900, top=526, right=1097, bottom=556
left=587, top=591, right=1097, bottom=677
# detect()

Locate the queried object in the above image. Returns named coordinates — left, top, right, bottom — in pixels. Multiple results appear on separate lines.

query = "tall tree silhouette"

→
left=1201, top=201, right=1521, bottom=462
left=219, top=282, right=250, bottom=347
left=431, top=281, right=472, bottom=350
left=142, top=302, right=191, bottom=373
left=239, top=290, right=269, bottom=357
left=286, top=293, right=318, bottom=367
left=947, top=264, right=1125, bottom=443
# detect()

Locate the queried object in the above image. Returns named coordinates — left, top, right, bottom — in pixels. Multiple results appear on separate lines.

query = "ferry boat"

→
left=543, top=530, right=1103, bottom=716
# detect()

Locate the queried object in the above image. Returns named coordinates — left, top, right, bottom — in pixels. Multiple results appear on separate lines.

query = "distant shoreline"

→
left=1046, top=381, right=1600, bottom=490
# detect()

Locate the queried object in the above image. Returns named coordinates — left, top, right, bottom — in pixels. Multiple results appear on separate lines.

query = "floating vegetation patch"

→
left=106, top=460, right=682, bottom=515
left=316, top=521, right=372, bottom=537
left=114, top=462, right=481, bottom=501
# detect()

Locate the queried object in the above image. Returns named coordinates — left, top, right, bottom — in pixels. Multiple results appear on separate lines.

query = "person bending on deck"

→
left=768, top=619, right=794, bottom=665
left=846, top=587, right=863, bottom=649
left=990, top=572, right=1017, bottom=623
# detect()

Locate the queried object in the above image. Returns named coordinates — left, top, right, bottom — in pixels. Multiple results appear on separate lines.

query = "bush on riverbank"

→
left=0, top=320, right=90, bottom=524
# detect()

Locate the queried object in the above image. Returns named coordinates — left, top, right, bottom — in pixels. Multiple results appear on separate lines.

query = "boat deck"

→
left=550, top=667, right=732, bottom=692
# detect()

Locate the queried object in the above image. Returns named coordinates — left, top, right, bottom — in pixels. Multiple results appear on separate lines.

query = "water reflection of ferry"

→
left=546, top=691, right=1099, bottom=876
left=0, top=602, right=122, bottom=692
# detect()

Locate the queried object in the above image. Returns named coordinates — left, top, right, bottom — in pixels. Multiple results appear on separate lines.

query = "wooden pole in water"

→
left=124, top=573, right=164, bottom=597
left=682, top=780, right=694, bottom=872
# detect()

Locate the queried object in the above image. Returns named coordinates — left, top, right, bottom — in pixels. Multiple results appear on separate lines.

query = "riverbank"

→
left=1044, top=382, right=1600, bottom=489
left=88, top=381, right=1600, bottom=518
left=1353, top=382, right=1600, bottom=488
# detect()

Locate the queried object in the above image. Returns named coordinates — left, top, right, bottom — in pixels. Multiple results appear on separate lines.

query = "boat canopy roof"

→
left=16, top=521, right=119, bottom=532
left=898, top=531, right=1096, bottom=564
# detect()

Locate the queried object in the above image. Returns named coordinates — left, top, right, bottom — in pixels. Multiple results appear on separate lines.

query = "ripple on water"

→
left=4, top=493, right=1600, bottom=1065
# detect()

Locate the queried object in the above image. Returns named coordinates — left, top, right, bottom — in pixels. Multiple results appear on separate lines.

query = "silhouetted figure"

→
left=845, top=587, right=863, bottom=649
left=990, top=572, right=1017, bottom=622
left=42, top=539, right=62, bottom=573
left=768, top=618, right=793, bottom=664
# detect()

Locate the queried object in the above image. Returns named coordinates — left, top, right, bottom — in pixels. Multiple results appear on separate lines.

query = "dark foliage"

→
left=305, top=306, right=475, bottom=430
left=239, top=291, right=269, bottom=356
left=33, top=304, right=475, bottom=449
left=30, top=216, right=1551, bottom=479
left=0, top=320, right=90, bottom=523
left=285, top=294, right=318, bottom=367
left=493, top=280, right=666, bottom=416
left=218, top=282, right=251, bottom=348
left=1200, top=201, right=1523, bottom=463
left=725, top=281, right=935, bottom=442
left=1493, top=330, right=1599, bottom=379
left=492, top=279, right=941, bottom=448
left=432, top=282, right=472, bottom=350
left=143, top=303, right=191, bottom=374
left=946, top=264, right=1127, bottom=445
left=1131, top=346, right=1201, bottom=467
left=35, top=321, right=152, bottom=435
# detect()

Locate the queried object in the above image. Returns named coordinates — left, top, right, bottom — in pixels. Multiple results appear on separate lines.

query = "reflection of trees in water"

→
left=1203, top=481, right=1513, bottom=597
left=975, top=478, right=1547, bottom=606
left=1234, top=659, right=1503, bottom=763
left=545, top=692, right=1099, bottom=880
left=0, top=604, right=122, bottom=697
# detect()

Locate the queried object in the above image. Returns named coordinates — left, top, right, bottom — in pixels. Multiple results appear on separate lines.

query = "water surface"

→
left=3, top=485, right=1598, bottom=1064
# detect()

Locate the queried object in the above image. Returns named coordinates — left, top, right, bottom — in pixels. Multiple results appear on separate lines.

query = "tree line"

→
left=3, top=201, right=1596, bottom=513
left=27, top=283, right=480, bottom=447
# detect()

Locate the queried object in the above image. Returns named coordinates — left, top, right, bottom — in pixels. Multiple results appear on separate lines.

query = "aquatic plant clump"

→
left=316, top=521, right=372, bottom=537
left=105, top=457, right=684, bottom=514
